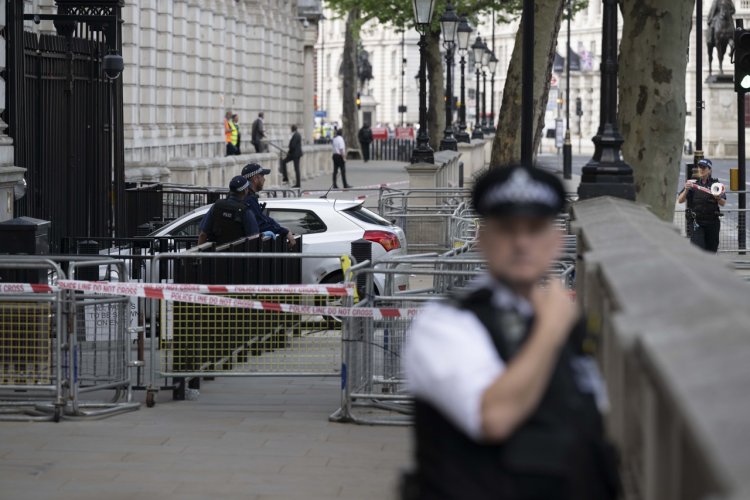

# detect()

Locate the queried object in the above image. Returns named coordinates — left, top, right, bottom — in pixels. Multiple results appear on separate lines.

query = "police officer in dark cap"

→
left=198, top=175, right=259, bottom=245
left=403, top=165, right=620, bottom=500
left=677, top=158, right=727, bottom=253
left=241, top=163, right=297, bottom=248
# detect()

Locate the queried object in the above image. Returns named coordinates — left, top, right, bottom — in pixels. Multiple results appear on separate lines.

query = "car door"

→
left=265, top=207, right=357, bottom=283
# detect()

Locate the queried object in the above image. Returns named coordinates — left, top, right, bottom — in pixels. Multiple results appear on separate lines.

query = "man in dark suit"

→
left=251, top=112, right=266, bottom=153
left=281, top=124, right=304, bottom=188
left=358, top=123, right=374, bottom=162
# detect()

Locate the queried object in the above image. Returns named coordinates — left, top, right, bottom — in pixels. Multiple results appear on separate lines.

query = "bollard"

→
left=76, top=240, right=100, bottom=281
left=350, top=239, right=373, bottom=299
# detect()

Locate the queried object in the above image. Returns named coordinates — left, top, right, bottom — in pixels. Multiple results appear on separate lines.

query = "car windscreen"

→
left=343, top=205, right=391, bottom=227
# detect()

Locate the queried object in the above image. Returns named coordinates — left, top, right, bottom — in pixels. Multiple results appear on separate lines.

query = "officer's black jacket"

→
left=410, top=287, right=620, bottom=500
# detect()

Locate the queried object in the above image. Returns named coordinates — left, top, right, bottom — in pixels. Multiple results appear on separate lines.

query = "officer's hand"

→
left=531, top=281, right=579, bottom=347
left=286, top=232, right=297, bottom=248
left=685, top=181, right=694, bottom=190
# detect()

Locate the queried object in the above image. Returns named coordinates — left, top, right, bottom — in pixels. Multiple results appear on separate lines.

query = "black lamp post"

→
left=481, top=47, right=492, bottom=133
left=577, top=0, right=635, bottom=200
left=562, top=0, right=573, bottom=180
left=471, top=35, right=486, bottom=140
left=455, top=17, right=472, bottom=143
left=411, top=0, right=437, bottom=164
left=439, top=2, right=460, bottom=151
left=488, top=52, right=498, bottom=133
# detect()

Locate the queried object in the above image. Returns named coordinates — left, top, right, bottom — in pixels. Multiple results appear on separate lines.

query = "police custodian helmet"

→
left=472, top=165, right=566, bottom=218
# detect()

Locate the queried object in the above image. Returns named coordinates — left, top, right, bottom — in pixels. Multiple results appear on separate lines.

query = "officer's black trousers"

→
left=332, top=154, right=349, bottom=188
left=690, top=222, right=720, bottom=253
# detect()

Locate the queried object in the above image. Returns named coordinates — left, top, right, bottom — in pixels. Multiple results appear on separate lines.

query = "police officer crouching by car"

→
left=197, top=176, right=259, bottom=245
left=677, top=158, right=726, bottom=253
left=241, top=163, right=297, bottom=248
left=403, top=165, right=620, bottom=500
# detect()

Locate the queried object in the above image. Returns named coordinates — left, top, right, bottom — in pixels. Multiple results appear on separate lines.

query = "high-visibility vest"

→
left=225, top=119, right=232, bottom=144
left=228, top=121, right=239, bottom=146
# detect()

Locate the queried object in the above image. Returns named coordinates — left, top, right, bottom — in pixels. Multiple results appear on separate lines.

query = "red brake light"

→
left=363, top=230, right=401, bottom=252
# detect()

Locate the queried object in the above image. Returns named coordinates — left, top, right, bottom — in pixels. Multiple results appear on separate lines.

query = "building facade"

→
left=20, top=0, right=320, bottom=165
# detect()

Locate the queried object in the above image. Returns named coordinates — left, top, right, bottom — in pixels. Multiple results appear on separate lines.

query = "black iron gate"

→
left=4, top=0, right=125, bottom=252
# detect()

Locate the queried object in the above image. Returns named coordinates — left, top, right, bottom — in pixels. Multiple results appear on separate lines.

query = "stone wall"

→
left=122, top=0, right=310, bottom=165
left=573, top=196, right=750, bottom=500
left=125, top=145, right=334, bottom=188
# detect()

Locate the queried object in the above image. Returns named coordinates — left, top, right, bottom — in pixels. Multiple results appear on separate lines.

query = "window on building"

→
left=326, top=54, right=331, bottom=77
left=391, top=50, right=398, bottom=76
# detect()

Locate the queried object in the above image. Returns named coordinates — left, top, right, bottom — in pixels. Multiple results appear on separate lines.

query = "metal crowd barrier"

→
left=330, top=253, right=487, bottom=425
left=145, top=250, right=353, bottom=403
left=0, top=256, right=139, bottom=422
left=379, top=188, right=473, bottom=253
left=331, top=218, right=578, bottom=425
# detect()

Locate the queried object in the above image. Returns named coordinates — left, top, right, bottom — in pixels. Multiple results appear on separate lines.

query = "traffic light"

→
left=356, top=92, right=362, bottom=110
left=575, top=97, right=583, bottom=116
left=735, top=28, right=750, bottom=92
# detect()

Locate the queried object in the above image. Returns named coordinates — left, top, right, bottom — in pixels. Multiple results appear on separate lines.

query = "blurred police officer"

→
left=241, top=163, right=297, bottom=248
left=677, top=158, right=726, bottom=253
left=197, top=176, right=259, bottom=245
left=403, top=166, right=620, bottom=500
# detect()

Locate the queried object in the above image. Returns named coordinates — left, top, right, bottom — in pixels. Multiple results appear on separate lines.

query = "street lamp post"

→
left=488, top=52, right=498, bottom=133
left=471, top=35, right=486, bottom=140
left=411, top=0, right=437, bottom=164
left=563, top=0, right=573, bottom=180
left=577, top=0, right=635, bottom=200
left=481, top=47, right=492, bottom=134
left=439, top=2, right=460, bottom=151
left=455, top=17, right=472, bottom=143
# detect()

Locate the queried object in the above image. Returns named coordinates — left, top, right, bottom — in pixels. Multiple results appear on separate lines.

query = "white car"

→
left=143, top=198, right=409, bottom=293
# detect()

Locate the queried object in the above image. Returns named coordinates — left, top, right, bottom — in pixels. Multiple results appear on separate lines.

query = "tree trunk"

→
left=491, top=0, right=565, bottom=167
left=341, top=8, right=360, bottom=155
left=426, top=31, right=445, bottom=152
left=619, top=0, right=695, bottom=221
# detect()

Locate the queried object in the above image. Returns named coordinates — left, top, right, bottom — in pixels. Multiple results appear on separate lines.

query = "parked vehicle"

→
left=111, top=198, right=409, bottom=293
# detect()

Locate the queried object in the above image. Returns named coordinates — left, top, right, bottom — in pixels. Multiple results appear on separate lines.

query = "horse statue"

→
left=707, top=0, right=735, bottom=75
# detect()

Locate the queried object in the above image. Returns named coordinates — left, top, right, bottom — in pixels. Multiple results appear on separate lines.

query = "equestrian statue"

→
left=707, top=0, right=735, bottom=75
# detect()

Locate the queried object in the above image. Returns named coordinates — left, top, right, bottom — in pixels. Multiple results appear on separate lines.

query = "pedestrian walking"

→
left=677, top=158, right=726, bottom=253
left=332, top=129, right=352, bottom=189
left=232, top=114, right=242, bottom=155
left=197, top=176, right=258, bottom=245
left=251, top=112, right=266, bottom=153
left=358, top=123, right=374, bottom=162
left=241, top=163, right=297, bottom=248
left=402, top=165, right=620, bottom=500
left=224, top=111, right=239, bottom=156
left=281, top=124, right=304, bottom=188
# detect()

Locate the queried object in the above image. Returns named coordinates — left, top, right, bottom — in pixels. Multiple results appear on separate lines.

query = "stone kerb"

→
left=572, top=196, right=750, bottom=500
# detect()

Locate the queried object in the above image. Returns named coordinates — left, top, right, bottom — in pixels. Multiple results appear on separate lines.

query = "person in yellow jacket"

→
left=224, top=111, right=239, bottom=156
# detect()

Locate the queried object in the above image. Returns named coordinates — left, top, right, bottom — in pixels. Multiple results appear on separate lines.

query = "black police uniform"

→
left=411, top=287, right=619, bottom=500
left=204, top=194, right=253, bottom=245
left=685, top=176, right=723, bottom=252
left=403, top=166, right=620, bottom=500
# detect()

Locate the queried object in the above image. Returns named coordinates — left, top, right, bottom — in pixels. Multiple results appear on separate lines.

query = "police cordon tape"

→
left=54, top=280, right=420, bottom=320
left=0, top=283, right=56, bottom=294
left=0, top=282, right=354, bottom=296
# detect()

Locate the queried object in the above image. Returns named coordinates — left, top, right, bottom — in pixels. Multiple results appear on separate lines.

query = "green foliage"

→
left=324, top=0, right=589, bottom=33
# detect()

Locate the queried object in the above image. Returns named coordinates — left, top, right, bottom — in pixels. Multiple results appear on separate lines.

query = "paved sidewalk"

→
left=0, top=377, right=411, bottom=500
